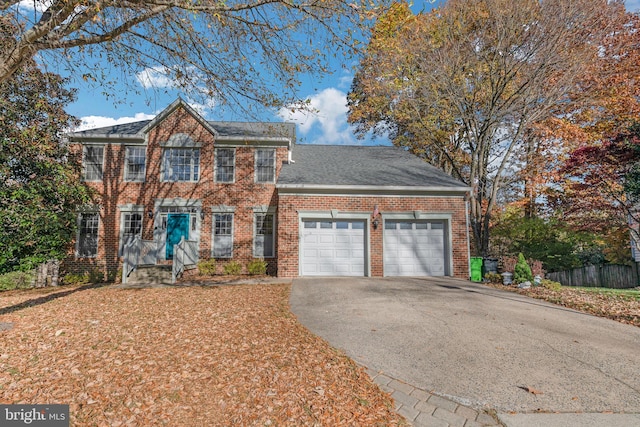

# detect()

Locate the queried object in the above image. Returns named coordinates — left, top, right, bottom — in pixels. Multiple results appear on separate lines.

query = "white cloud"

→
left=74, top=112, right=156, bottom=131
left=136, top=66, right=176, bottom=90
left=186, top=98, right=216, bottom=117
left=135, top=67, right=216, bottom=116
left=278, top=88, right=358, bottom=145
left=338, top=74, right=354, bottom=90
left=17, top=0, right=51, bottom=12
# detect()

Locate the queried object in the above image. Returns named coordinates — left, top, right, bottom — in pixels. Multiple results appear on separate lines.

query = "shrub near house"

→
left=513, top=253, right=534, bottom=284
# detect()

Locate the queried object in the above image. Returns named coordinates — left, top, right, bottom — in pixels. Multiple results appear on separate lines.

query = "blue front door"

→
left=166, top=214, right=190, bottom=259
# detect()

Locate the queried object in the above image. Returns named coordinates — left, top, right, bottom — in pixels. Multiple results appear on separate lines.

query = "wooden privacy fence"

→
left=547, top=264, right=639, bottom=289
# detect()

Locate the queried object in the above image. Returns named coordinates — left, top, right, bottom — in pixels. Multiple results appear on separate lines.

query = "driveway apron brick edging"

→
left=365, top=368, right=502, bottom=427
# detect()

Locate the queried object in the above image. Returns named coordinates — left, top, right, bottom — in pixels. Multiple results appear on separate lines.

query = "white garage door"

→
left=301, top=220, right=365, bottom=276
left=384, top=220, right=446, bottom=276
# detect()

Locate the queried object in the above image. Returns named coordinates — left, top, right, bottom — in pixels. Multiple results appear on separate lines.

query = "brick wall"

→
left=65, top=105, right=470, bottom=281
left=276, top=194, right=470, bottom=279
left=65, top=106, right=287, bottom=278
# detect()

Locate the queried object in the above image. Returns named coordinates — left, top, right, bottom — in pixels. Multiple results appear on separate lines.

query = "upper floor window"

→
left=215, top=148, right=235, bottom=183
left=82, top=146, right=104, bottom=181
left=255, top=149, right=276, bottom=183
left=124, top=146, right=146, bottom=182
left=77, top=212, right=99, bottom=258
left=162, top=148, right=200, bottom=182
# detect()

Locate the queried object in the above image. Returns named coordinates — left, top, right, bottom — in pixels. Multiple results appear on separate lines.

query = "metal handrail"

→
left=121, top=235, right=142, bottom=284
left=171, top=238, right=199, bottom=283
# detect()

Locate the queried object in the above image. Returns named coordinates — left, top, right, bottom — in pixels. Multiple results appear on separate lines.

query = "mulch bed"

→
left=485, top=283, right=640, bottom=328
left=0, top=283, right=405, bottom=426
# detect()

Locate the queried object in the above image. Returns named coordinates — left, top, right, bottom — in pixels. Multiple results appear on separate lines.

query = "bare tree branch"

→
left=1, top=0, right=383, bottom=110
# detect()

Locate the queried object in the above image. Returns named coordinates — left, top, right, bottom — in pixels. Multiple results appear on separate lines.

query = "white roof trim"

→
left=276, top=184, right=471, bottom=193
left=140, top=98, right=218, bottom=137
left=67, top=134, right=145, bottom=143
left=217, top=136, right=291, bottom=143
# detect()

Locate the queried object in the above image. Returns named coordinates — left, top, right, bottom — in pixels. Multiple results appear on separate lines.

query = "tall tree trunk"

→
left=523, top=131, right=537, bottom=219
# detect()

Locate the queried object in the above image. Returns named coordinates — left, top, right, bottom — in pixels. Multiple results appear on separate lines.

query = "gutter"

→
left=66, top=134, right=293, bottom=146
left=216, top=136, right=292, bottom=144
left=465, top=196, right=472, bottom=280
left=66, top=133, right=145, bottom=143
left=276, top=183, right=472, bottom=193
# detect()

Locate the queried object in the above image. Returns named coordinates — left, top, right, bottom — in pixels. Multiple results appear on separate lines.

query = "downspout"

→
left=465, top=193, right=471, bottom=280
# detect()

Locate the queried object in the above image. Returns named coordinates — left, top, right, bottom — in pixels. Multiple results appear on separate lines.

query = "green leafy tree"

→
left=489, top=206, right=612, bottom=272
left=0, top=0, right=388, bottom=111
left=0, top=53, right=93, bottom=272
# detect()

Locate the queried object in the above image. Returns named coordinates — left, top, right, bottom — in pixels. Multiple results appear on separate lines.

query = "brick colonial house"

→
left=66, top=99, right=471, bottom=279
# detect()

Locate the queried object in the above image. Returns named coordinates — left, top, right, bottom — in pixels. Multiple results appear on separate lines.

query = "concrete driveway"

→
left=290, top=277, right=640, bottom=416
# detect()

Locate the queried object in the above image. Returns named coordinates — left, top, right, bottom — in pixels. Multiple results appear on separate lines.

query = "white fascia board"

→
left=154, top=198, right=202, bottom=208
left=382, top=212, right=453, bottom=220
left=118, top=204, right=145, bottom=212
left=215, top=136, right=292, bottom=147
left=297, top=210, right=370, bottom=220
left=277, top=184, right=471, bottom=196
left=67, top=134, right=145, bottom=143
left=140, top=98, right=218, bottom=137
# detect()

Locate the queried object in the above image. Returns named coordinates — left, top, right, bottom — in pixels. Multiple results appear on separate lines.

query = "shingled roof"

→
left=67, top=120, right=296, bottom=141
left=277, top=144, right=469, bottom=191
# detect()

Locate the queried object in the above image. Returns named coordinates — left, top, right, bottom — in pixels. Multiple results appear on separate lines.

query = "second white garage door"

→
left=384, top=220, right=446, bottom=276
left=301, top=220, right=365, bottom=276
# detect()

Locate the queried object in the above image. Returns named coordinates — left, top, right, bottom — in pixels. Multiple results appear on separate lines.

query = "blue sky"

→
left=60, top=0, right=442, bottom=145
left=63, top=0, right=640, bottom=145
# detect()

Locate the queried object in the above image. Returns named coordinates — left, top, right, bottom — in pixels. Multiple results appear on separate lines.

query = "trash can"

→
left=502, top=272, right=513, bottom=285
left=470, top=257, right=483, bottom=282
left=483, top=257, right=498, bottom=276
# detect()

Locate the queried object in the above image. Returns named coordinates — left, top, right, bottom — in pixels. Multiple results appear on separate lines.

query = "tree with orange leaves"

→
left=348, top=0, right=629, bottom=256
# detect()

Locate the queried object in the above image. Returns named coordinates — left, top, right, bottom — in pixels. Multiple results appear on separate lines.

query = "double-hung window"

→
left=124, top=146, right=146, bottom=181
left=213, top=213, right=234, bottom=258
left=162, top=148, right=200, bottom=182
left=120, top=211, right=143, bottom=254
left=82, top=146, right=104, bottom=181
left=255, top=149, right=275, bottom=183
left=77, top=212, right=99, bottom=257
left=254, top=213, right=275, bottom=258
left=215, top=148, right=235, bottom=183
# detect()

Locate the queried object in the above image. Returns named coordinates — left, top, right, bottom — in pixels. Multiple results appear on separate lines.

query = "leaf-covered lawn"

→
left=0, top=283, right=404, bottom=426
left=487, top=283, right=640, bottom=327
